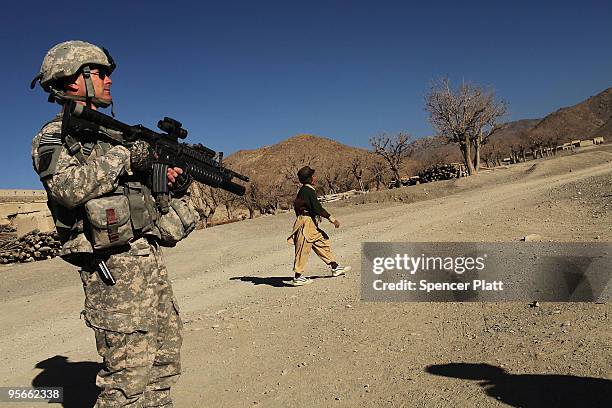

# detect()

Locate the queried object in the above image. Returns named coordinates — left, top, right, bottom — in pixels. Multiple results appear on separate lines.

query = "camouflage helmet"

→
left=31, top=40, right=116, bottom=109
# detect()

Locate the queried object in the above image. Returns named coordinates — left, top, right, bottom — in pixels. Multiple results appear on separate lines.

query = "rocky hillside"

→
left=225, top=134, right=381, bottom=188
left=527, top=87, right=612, bottom=142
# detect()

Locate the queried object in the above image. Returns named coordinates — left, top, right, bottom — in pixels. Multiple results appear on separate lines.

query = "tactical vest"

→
left=33, top=116, right=160, bottom=265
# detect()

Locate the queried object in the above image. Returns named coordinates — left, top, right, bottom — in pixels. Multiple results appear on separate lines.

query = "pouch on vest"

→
left=84, top=195, right=134, bottom=250
left=157, top=197, right=199, bottom=246
left=123, top=182, right=157, bottom=233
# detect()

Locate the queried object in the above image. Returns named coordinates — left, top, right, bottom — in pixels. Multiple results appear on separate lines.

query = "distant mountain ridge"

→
left=226, top=87, right=611, bottom=184
left=528, top=87, right=612, bottom=141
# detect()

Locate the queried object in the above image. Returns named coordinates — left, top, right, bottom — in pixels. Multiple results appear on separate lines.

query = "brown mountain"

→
left=527, top=87, right=612, bottom=142
left=225, top=134, right=380, bottom=189
left=495, top=119, right=542, bottom=141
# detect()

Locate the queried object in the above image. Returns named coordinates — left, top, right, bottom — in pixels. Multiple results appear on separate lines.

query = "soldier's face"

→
left=89, top=67, right=113, bottom=101
left=67, top=67, right=112, bottom=102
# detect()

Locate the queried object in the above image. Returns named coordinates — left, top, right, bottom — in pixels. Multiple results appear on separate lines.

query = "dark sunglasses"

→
left=90, top=68, right=110, bottom=80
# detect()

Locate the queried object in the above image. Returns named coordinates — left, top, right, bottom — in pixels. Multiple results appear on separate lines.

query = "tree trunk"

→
left=473, top=142, right=481, bottom=172
left=391, top=167, right=401, bottom=183
left=462, top=141, right=476, bottom=175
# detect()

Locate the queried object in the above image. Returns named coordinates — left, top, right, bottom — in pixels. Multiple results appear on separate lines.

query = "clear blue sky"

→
left=2, top=0, right=611, bottom=189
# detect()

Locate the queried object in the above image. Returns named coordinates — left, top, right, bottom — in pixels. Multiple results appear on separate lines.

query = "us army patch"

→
left=39, top=132, right=62, bottom=146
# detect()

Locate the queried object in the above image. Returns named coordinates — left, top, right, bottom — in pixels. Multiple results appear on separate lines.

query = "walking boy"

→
left=287, top=166, right=351, bottom=286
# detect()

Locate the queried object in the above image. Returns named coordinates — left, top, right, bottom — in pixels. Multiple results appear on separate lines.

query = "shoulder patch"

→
left=38, top=150, right=55, bottom=173
left=39, top=132, right=63, bottom=146
left=36, top=145, right=63, bottom=180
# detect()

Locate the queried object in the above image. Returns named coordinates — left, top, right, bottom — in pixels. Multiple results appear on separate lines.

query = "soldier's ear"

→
left=65, top=81, right=79, bottom=93
left=63, top=74, right=83, bottom=94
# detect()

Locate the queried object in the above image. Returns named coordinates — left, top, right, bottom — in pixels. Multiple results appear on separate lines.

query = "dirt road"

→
left=1, top=146, right=610, bottom=407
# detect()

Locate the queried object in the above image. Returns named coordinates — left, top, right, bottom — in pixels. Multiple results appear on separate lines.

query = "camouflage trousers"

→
left=79, top=238, right=182, bottom=407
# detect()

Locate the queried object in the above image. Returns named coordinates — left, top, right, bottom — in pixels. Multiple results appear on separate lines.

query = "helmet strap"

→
left=81, top=66, right=95, bottom=109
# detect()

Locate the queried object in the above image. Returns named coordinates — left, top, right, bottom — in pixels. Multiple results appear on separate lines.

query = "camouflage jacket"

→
left=32, top=113, right=162, bottom=264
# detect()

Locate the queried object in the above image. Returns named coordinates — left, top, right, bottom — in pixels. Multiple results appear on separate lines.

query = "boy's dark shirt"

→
left=294, top=184, right=330, bottom=220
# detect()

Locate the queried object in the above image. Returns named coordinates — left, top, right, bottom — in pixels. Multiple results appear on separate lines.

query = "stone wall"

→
left=0, top=190, right=53, bottom=237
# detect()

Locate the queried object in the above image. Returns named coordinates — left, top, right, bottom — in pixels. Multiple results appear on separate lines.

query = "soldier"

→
left=30, top=40, right=198, bottom=407
left=287, top=166, right=351, bottom=286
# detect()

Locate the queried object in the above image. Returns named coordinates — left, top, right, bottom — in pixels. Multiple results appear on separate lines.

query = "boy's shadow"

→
left=32, top=355, right=101, bottom=408
left=231, top=275, right=333, bottom=287
left=426, top=363, right=612, bottom=407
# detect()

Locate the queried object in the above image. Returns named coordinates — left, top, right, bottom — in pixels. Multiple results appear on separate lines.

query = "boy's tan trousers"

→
left=288, top=215, right=336, bottom=273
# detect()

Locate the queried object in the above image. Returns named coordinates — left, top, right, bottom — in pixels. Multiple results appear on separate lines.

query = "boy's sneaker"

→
left=288, top=276, right=313, bottom=286
left=331, top=264, right=351, bottom=277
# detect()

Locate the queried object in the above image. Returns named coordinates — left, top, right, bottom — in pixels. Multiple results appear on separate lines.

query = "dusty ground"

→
left=0, top=145, right=611, bottom=407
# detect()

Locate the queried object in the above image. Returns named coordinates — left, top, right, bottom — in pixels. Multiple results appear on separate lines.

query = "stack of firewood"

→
left=417, top=164, right=462, bottom=183
left=0, top=229, right=61, bottom=264
left=0, top=224, right=17, bottom=247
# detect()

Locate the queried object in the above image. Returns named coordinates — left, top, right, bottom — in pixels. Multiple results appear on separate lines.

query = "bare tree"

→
left=425, top=77, right=507, bottom=175
left=509, top=145, right=520, bottom=164
left=189, top=182, right=222, bottom=227
left=368, top=159, right=388, bottom=191
left=240, top=182, right=268, bottom=219
left=240, top=187, right=256, bottom=220
left=518, top=144, right=527, bottom=162
left=369, top=132, right=413, bottom=181
left=319, top=165, right=353, bottom=194
left=350, top=157, right=365, bottom=192
left=526, top=131, right=548, bottom=159
left=217, top=189, right=239, bottom=220
left=481, top=140, right=505, bottom=167
left=262, top=181, right=287, bottom=214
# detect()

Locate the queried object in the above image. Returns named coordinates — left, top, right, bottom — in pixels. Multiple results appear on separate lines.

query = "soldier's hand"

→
left=333, top=219, right=340, bottom=228
left=129, top=140, right=155, bottom=172
left=167, top=167, right=182, bottom=185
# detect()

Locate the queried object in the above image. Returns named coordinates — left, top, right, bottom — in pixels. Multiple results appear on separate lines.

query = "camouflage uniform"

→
left=31, top=41, right=191, bottom=407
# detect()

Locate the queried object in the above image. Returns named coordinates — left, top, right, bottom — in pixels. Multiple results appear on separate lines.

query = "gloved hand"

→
left=168, top=167, right=193, bottom=195
left=173, top=173, right=193, bottom=192
left=129, top=140, right=155, bottom=172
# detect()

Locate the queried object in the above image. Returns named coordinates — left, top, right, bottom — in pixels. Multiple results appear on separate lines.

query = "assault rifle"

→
left=61, top=101, right=249, bottom=205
